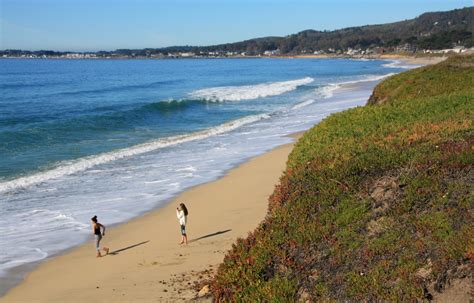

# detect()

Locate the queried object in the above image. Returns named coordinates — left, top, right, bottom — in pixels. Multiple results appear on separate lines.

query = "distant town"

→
left=1, top=45, right=473, bottom=60
left=2, top=6, right=472, bottom=60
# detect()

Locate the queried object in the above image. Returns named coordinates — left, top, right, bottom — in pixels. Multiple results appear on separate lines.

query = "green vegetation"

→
left=212, top=55, right=473, bottom=301
left=185, top=7, right=473, bottom=55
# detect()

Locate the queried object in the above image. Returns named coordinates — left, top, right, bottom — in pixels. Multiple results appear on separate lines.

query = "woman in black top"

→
left=91, top=216, right=109, bottom=257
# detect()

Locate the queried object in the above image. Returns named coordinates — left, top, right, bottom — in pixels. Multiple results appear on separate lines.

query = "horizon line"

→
left=3, top=5, right=471, bottom=53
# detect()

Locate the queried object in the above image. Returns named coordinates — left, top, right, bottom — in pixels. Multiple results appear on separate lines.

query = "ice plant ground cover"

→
left=212, top=55, right=474, bottom=301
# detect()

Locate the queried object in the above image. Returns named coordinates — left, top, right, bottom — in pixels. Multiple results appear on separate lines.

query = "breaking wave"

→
left=189, top=77, right=314, bottom=101
left=382, top=60, right=421, bottom=69
left=0, top=114, right=271, bottom=193
left=316, top=73, right=396, bottom=99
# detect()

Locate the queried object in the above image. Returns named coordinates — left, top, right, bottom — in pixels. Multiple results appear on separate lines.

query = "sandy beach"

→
left=1, top=136, right=300, bottom=302
left=378, top=54, right=447, bottom=65
left=289, top=54, right=447, bottom=66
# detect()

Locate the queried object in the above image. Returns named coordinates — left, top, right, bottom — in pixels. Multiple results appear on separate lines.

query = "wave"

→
left=176, top=166, right=197, bottom=172
left=188, top=77, right=314, bottom=102
left=316, top=84, right=340, bottom=99
left=291, top=99, right=316, bottom=110
left=0, top=82, right=51, bottom=89
left=382, top=60, right=421, bottom=69
left=285, top=72, right=395, bottom=112
left=0, top=247, right=48, bottom=271
left=0, top=99, right=199, bottom=131
left=0, top=114, right=271, bottom=193
left=1, top=80, right=181, bottom=103
left=315, top=73, right=396, bottom=99
left=140, top=99, right=201, bottom=112
left=55, top=79, right=180, bottom=97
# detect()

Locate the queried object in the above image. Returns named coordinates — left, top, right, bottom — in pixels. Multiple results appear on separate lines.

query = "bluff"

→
left=182, top=7, right=473, bottom=55
left=211, top=55, right=473, bottom=301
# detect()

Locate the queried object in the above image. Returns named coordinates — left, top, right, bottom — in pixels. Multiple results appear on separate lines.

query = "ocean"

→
left=0, top=57, right=412, bottom=292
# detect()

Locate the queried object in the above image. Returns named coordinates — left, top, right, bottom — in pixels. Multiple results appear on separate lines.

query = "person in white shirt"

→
left=176, top=203, right=189, bottom=245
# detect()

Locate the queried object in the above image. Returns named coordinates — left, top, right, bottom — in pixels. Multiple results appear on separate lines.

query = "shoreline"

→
left=288, top=54, right=448, bottom=65
left=0, top=59, right=425, bottom=300
left=0, top=135, right=301, bottom=302
left=0, top=54, right=449, bottom=64
left=0, top=58, right=391, bottom=295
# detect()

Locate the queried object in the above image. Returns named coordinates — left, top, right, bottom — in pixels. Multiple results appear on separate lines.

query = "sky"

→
left=0, top=0, right=472, bottom=51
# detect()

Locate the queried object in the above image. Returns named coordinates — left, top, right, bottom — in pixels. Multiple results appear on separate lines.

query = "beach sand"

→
left=289, top=54, right=447, bottom=66
left=378, top=54, right=447, bottom=65
left=1, top=136, right=300, bottom=302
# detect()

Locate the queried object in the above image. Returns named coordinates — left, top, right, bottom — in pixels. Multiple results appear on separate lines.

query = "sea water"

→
left=0, top=58, right=411, bottom=292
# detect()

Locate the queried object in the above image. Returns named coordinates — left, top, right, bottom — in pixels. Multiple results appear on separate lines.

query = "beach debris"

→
left=198, top=284, right=210, bottom=297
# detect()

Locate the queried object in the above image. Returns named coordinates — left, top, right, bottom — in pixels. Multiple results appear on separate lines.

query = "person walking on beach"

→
left=176, top=203, right=188, bottom=245
left=91, top=216, right=109, bottom=257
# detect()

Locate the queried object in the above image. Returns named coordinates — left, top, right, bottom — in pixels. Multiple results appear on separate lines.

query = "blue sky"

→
left=0, top=0, right=472, bottom=51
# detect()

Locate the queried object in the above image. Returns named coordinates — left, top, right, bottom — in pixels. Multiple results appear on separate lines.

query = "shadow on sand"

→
left=108, top=240, right=150, bottom=255
left=189, top=229, right=232, bottom=243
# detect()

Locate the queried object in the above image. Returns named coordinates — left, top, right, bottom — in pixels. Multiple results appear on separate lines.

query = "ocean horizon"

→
left=0, top=57, right=412, bottom=293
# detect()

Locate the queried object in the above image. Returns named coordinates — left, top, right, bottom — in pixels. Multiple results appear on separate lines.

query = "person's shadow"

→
left=108, top=241, right=150, bottom=255
left=189, top=229, right=231, bottom=243
left=107, top=229, right=231, bottom=254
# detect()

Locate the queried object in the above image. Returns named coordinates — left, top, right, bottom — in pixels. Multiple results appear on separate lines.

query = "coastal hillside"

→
left=4, top=7, right=472, bottom=58
left=199, top=7, right=473, bottom=54
left=211, top=55, right=473, bottom=301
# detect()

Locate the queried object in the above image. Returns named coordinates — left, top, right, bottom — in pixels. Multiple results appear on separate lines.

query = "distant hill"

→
left=1, top=7, right=472, bottom=57
left=194, top=6, right=473, bottom=55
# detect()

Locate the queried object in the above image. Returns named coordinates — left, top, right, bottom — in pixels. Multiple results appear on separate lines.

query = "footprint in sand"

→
left=162, top=261, right=184, bottom=266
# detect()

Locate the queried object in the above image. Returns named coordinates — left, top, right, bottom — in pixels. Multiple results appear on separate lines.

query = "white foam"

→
left=316, top=84, right=341, bottom=99
left=144, top=179, right=169, bottom=184
left=189, top=77, right=314, bottom=101
left=382, top=60, right=421, bottom=69
left=341, top=73, right=397, bottom=85
left=37, top=187, right=57, bottom=192
left=315, top=73, right=396, bottom=99
left=0, top=247, right=48, bottom=272
left=291, top=99, right=316, bottom=110
left=0, top=114, right=271, bottom=193
left=176, top=166, right=197, bottom=172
